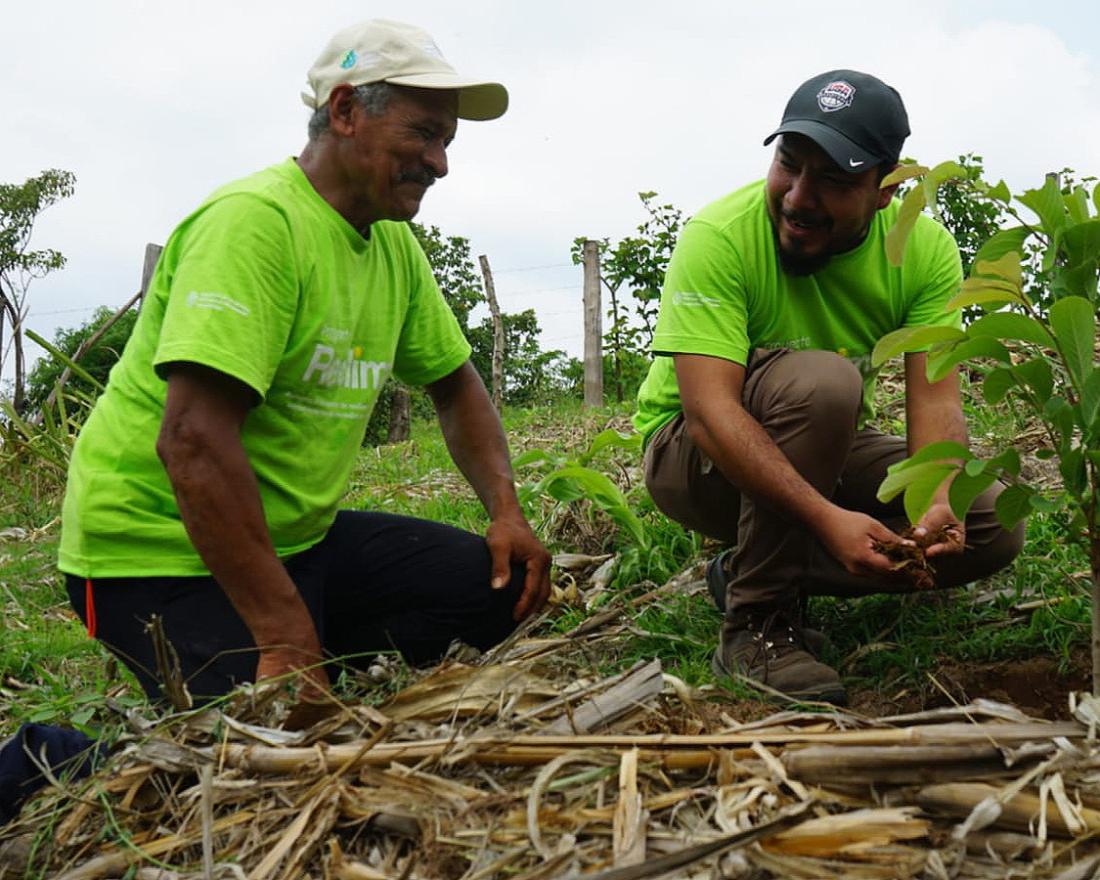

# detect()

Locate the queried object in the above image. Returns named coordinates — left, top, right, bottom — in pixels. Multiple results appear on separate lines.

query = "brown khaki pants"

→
left=644, top=349, right=1024, bottom=611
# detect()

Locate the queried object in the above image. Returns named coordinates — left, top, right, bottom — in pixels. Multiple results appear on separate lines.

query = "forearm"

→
left=430, top=363, right=522, bottom=519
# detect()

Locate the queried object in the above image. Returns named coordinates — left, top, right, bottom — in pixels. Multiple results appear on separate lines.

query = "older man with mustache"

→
left=59, top=20, right=550, bottom=710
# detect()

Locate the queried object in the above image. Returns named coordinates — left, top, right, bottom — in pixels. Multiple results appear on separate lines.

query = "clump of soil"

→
left=873, top=525, right=956, bottom=590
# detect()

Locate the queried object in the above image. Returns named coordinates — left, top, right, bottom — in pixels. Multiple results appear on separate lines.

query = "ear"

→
left=877, top=163, right=900, bottom=209
left=326, top=84, right=359, bottom=137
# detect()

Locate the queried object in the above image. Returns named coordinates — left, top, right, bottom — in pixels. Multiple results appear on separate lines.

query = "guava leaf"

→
left=1012, top=357, right=1054, bottom=402
left=967, top=312, right=1055, bottom=347
left=1028, top=494, right=1061, bottom=513
left=973, top=230, right=1029, bottom=267
left=981, top=367, right=1018, bottom=405
left=903, top=464, right=958, bottom=524
left=986, top=180, right=1012, bottom=203
left=872, top=325, right=966, bottom=367
left=972, top=251, right=1024, bottom=287
left=890, top=440, right=972, bottom=470
left=1049, top=296, right=1096, bottom=387
left=948, top=469, right=998, bottom=521
left=994, top=484, right=1034, bottom=529
left=877, top=460, right=955, bottom=503
left=1062, top=220, right=1100, bottom=265
left=926, top=337, right=1010, bottom=383
left=1020, top=175, right=1067, bottom=236
left=1059, top=447, right=1088, bottom=497
left=881, top=164, right=929, bottom=188
left=1059, top=260, right=1099, bottom=299
left=1066, top=186, right=1092, bottom=225
left=1081, top=368, right=1100, bottom=436
left=946, top=280, right=1023, bottom=313
left=923, top=161, right=968, bottom=221
left=886, top=185, right=927, bottom=267
left=987, top=447, right=1022, bottom=477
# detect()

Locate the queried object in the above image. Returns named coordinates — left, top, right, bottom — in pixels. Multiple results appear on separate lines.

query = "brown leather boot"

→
left=712, top=603, right=846, bottom=704
left=706, top=551, right=828, bottom=656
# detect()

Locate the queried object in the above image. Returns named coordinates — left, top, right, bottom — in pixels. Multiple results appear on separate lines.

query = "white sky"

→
left=4, top=0, right=1099, bottom=374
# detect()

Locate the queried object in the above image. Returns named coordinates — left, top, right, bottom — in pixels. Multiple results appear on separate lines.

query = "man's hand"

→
left=255, top=637, right=333, bottom=730
left=913, top=501, right=965, bottom=559
left=816, top=506, right=911, bottom=579
left=486, top=512, right=551, bottom=621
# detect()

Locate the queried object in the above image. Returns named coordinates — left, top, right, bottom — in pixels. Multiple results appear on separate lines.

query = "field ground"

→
left=0, top=386, right=1092, bottom=739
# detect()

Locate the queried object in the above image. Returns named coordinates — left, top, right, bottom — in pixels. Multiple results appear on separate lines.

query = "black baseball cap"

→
left=763, top=69, right=910, bottom=172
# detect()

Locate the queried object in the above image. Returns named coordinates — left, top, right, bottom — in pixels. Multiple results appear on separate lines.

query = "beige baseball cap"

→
left=302, top=19, right=509, bottom=121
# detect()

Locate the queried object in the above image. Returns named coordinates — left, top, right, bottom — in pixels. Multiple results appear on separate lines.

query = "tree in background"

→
left=364, top=224, right=569, bottom=445
left=574, top=192, right=685, bottom=402
left=0, top=169, right=76, bottom=413
left=24, top=305, right=138, bottom=414
left=468, top=309, right=572, bottom=407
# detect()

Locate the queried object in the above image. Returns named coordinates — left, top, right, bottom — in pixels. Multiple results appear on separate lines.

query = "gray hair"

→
left=307, top=81, right=396, bottom=140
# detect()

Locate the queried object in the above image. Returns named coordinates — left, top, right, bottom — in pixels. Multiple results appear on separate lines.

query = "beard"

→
left=776, top=244, right=832, bottom=277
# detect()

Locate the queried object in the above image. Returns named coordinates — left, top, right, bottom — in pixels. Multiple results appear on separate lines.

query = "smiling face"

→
left=335, top=84, right=458, bottom=227
left=765, top=133, right=896, bottom=275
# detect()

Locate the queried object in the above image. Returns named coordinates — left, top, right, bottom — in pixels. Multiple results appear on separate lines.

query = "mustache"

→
left=782, top=209, right=829, bottom=227
left=398, top=169, right=437, bottom=187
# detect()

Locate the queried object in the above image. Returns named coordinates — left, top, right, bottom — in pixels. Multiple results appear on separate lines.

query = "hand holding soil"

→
left=873, top=525, right=957, bottom=591
left=817, top=507, right=912, bottom=581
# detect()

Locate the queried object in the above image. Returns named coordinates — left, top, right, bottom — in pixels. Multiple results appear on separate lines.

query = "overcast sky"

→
left=3, top=0, right=1099, bottom=377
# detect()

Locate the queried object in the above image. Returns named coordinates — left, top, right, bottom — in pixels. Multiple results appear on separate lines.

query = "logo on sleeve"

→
left=817, top=80, right=856, bottom=112
left=186, top=291, right=250, bottom=317
left=672, top=291, right=722, bottom=307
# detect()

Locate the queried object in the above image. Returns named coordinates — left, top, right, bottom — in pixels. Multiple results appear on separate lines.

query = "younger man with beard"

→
left=634, top=70, right=1023, bottom=704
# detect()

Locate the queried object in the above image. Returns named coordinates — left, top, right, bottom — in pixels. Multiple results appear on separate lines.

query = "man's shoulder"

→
left=198, top=160, right=302, bottom=214
left=691, top=180, right=768, bottom=232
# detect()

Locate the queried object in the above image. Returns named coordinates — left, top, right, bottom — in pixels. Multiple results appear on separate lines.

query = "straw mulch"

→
left=4, top=620, right=1100, bottom=880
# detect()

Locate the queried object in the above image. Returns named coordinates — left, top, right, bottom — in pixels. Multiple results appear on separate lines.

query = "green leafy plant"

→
left=0, top=328, right=103, bottom=487
left=515, top=428, right=648, bottom=549
left=871, top=162, right=1100, bottom=690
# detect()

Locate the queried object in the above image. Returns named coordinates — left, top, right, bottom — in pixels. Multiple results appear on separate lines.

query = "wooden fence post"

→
left=478, top=254, right=504, bottom=413
left=582, top=240, right=603, bottom=408
left=139, top=243, right=163, bottom=309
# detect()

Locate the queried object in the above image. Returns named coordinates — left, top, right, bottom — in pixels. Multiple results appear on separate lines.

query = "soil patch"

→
left=849, top=655, right=1089, bottom=720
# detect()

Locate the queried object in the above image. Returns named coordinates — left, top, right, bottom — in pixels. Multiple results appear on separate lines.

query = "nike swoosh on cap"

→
left=848, top=158, right=865, bottom=167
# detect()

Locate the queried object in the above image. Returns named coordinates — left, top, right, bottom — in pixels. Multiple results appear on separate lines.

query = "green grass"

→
left=0, top=534, right=140, bottom=734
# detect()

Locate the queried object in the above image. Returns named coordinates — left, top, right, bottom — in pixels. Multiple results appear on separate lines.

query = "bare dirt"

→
left=848, top=655, right=1091, bottom=721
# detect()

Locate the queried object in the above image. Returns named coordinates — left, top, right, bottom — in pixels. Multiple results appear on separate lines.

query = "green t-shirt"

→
left=633, top=180, right=962, bottom=444
left=60, top=159, right=471, bottom=577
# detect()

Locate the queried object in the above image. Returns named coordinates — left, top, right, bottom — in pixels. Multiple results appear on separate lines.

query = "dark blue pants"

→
left=67, top=511, right=523, bottom=703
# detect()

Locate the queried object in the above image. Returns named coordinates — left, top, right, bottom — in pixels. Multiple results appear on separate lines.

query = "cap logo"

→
left=419, top=40, right=444, bottom=60
left=817, top=80, right=856, bottom=112
left=340, top=50, right=357, bottom=70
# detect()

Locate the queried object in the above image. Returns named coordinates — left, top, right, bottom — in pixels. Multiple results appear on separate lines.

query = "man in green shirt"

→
left=635, top=70, right=1023, bottom=704
left=59, top=20, right=550, bottom=709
